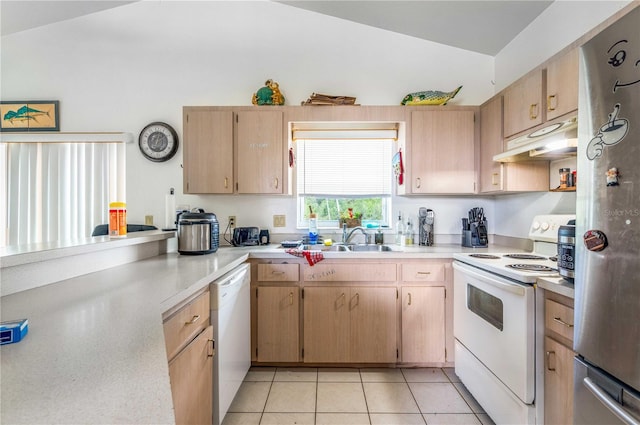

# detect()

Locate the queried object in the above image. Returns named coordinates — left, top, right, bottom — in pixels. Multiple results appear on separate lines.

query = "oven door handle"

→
left=453, top=261, right=526, bottom=296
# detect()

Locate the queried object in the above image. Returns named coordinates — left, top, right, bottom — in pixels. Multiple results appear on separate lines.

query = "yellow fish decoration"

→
left=401, top=86, right=462, bottom=106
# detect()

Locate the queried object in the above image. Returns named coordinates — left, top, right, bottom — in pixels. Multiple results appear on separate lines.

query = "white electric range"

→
left=452, top=214, right=575, bottom=424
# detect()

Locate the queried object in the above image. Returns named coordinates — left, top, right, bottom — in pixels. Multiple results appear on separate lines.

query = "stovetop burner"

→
left=469, top=254, right=501, bottom=259
left=506, top=264, right=556, bottom=272
left=503, top=254, right=548, bottom=260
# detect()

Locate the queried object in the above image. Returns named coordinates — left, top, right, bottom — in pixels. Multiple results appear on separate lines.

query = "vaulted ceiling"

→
left=1, top=1, right=553, bottom=56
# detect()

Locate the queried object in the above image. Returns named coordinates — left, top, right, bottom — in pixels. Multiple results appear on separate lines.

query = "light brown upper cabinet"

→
left=504, top=48, right=578, bottom=139
left=183, top=109, right=234, bottom=194
left=545, top=48, right=579, bottom=121
left=409, top=110, right=476, bottom=194
left=503, top=70, right=544, bottom=138
left=236, top=110, right=284, bottom=194
left=183, top=107, right=286, bottom=194
left=479, top=96, right=548, bottom=194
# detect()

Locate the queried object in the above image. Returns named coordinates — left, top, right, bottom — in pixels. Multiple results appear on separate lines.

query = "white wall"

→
left=2, top=1, right=632, bottom=241
left=491, top=0, right=632, bottom=237
left=1, top=1, right=496, bottom=240
left=494, top=0, right=631, bottom=91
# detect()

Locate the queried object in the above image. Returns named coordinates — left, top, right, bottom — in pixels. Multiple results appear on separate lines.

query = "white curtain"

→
left=3, top=142, right=122, bottom=246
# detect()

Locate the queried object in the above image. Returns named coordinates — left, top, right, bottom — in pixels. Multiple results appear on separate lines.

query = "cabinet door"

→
left=257, top=286, right=299, bottom=362
left=236, top=110, right=283, bottom=194
left=349, top=287, right=397, bottom=363
left=479, top=96, right=549, bottom=193
left=410, top=110, right=476, bottom=194
left=544, top=336, right=574, bottom=425
left=479, top=96, right=504, bottom=193
left=303, top=286, right=350, bottom=363
left=168, top=325, right=214, bottom=425
left=183, top=109, right=234, bottom=194
left=546, top=48, right=578, bottom=121
left=401, top=287, right=445, bottom=363
left=503, top=70, right=544, bottom=138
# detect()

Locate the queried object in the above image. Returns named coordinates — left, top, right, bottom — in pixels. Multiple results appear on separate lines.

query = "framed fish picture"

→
left=0, top=100, right=59, bottom=132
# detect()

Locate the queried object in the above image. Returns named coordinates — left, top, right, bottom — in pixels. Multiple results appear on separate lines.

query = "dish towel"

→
left=285, top=249, right=324, bottom=266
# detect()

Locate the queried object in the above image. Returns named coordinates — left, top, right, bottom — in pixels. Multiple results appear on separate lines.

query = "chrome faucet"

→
left=342, top=225, right=370, bottom=244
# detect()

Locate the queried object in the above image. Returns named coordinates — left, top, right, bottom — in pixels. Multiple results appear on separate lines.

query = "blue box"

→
left=0, top=319, right=28, bottom=345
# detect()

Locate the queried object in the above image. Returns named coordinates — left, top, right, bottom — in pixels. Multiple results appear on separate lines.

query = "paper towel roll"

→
left=165, top=191, right=176, bottom=229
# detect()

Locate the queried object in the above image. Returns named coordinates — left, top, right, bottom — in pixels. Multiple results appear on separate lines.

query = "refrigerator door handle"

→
left=584, top=377, right=640, bottom=425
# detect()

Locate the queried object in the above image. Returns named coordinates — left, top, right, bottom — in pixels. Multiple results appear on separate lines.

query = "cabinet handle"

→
left=416, top=272, right=431, bottom=279
left=271, top=270, right=285, bottom=275
left=224, top=177, right=229, bottom=189
left=185, top=315, right=200, bottom=325
left=492, top=173, right=499, bottom=186
left=547, top=94, right=557, bottom=111
left=529, top=103, right=538, bottom=120
left=289, top=292, right=293, bottom=305
left=207, top=339, right=215, bottom=357
left=354, top=292, right=359, bottom=306
left=546, top=350, right=556, bottom=371
left=416, top=177, right=421, bottom=189
left=408, top=292, right=412, bottom=306
left=553, top=317, right=574, bottom=328
left=274, top=177, right=279, bottom=189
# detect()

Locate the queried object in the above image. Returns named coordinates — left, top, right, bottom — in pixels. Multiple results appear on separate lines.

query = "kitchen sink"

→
left=350, top=244, right=393, bottom=252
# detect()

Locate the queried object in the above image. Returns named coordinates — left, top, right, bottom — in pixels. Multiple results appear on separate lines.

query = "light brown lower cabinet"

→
left=401, top=286, right=446, bottom=363
left=256, top=286, right=299, bottom=362
left=544, top=292, right=575, bottom=425
left=168, top=325, right=214, bottom=425
left=303, top=286, right=397, bottom=363
left=544, top=336, right=574, bottom=425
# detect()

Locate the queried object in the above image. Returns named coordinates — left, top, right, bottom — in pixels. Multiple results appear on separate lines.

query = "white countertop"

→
left=1, top=242, right=569, bottom=423
left=537, top=276, right=575, bottom=299
left=1, top=249, right=248, bottom=425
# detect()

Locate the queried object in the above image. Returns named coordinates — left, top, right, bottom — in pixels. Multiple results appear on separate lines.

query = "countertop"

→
left=537, top=276, right=575, bottom=299
left=1, top=242, right=566, bottom=423
left=1, top=249, right=249, bottom=425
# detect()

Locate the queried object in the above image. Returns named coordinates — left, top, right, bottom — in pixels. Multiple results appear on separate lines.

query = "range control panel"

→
left=529, top=214, right=576, bottom=242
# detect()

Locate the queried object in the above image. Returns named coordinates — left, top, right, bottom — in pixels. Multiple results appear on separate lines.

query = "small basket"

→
left=339, top=218, right=362, bottom=228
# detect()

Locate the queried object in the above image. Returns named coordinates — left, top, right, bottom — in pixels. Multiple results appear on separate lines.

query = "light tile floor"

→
left=222, top=367, right=496, bottom=425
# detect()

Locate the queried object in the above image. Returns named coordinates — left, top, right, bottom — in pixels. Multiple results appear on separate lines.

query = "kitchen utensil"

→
left=177, top=209, right=220, bottom=254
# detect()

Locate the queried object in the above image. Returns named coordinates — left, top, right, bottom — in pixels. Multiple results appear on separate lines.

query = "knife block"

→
left=461, top=223, right=488, bottom=248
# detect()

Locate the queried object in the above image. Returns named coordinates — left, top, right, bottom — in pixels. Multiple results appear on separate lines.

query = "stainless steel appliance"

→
left=453, top=214, right=574, bottom=424
left=210, top=264, right=251, bottom=425
left=574, top=7, right=640, bottom=424
left=418, top=207, right=434, bottom=246
left=557, top=222, right=575, bottom=282
left=232, top=227, right=260, bottom=246
left=177, top=210, right=220, bottom=254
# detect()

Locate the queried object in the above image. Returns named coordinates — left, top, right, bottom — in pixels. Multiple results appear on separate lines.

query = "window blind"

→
left=296, top=139, right=392, bottom=197
left=3, top=142, right=122, bottom=246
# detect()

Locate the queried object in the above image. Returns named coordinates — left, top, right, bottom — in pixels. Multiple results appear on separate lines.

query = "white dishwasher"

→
left=210, top=263, right=251, bottom=425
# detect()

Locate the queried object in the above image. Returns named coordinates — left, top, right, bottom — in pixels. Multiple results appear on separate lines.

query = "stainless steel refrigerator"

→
left=574, top=5, right=640, bottom=425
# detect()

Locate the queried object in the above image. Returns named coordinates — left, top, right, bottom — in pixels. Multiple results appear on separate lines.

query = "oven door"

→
left=453, top=261, right=535, bottom=403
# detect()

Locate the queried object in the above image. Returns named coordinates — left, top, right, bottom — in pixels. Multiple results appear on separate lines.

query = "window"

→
left=1, top=139, right=125, bottom=247
left=296, top=138, right=393, bottom=228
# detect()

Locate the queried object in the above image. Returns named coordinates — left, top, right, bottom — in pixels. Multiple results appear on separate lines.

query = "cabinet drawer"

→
left=303, top=263, right=396, bottom=282
left=545, top=299, right=574, bottom=342
left=401, top=263, right=446, bottom=282
left=164, top=290, right=210, bottom=361
left=258, top=263, right=299, bottom=281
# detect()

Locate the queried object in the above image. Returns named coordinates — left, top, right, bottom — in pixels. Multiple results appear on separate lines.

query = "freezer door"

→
left=574, top=357, right=640, bottom=425
left=575, top=5, right=640, bottom=392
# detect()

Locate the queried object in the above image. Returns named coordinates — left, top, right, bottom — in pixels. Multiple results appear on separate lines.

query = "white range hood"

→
left=493, top=116, right=577, bottom=163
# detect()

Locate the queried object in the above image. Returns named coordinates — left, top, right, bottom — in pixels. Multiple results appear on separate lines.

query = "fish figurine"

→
left=401, top=86, right=462, bottom=106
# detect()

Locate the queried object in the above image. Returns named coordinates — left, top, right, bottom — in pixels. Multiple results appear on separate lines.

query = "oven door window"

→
left=467, top=284, right=503, bottom=331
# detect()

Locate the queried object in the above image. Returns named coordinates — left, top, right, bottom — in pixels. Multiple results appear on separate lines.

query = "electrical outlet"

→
left=228, top=216, right=236, bottom=228
left=273, top=215, right=286, bottom=227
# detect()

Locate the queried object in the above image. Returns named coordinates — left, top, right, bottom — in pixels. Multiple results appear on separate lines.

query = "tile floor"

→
left=222, top=367, right=495, bottom=425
